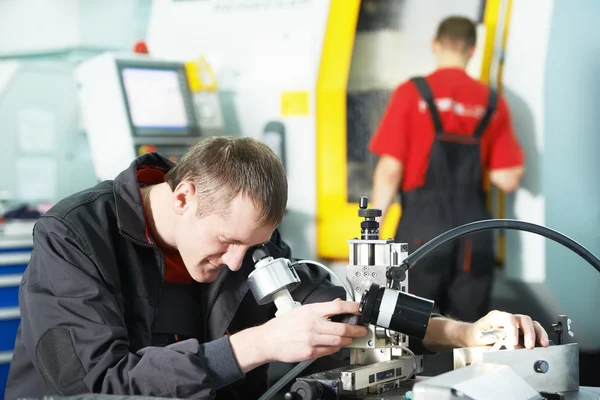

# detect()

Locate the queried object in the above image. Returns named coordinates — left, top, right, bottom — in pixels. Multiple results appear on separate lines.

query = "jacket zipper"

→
left=119, top=231, right=165, bottom=320
left=120, top=230, right=227, bottom=342
left=204, top=273, right=227, bottom=341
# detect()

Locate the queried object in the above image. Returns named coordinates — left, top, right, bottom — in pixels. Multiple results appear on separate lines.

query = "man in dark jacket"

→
left=6, top=137, right=548, bottom=399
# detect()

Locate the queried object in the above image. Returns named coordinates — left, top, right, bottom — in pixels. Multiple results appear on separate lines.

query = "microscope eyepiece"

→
left=252, top=245, right=270, bottom=263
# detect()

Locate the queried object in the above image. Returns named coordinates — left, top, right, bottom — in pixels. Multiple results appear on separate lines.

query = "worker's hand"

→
left=465, top=310, right=550, bottom=350
left=258, top=299, right=368, bottom=363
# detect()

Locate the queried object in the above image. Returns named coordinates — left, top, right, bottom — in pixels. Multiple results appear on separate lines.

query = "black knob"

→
left=356, top=195, right=381, bottom=239
left=358, top=208, right=382, bottom=218
left=551, top=322, right=562, bottom=334
left=359, top=196, right=368, bottom=209
left=387, top=266, right=406, bottom=284
left=331, top=313, right=361, bottom=325
left=288, top=380, right=323, bottom=400
left=534, top=360, right=549, bottom=373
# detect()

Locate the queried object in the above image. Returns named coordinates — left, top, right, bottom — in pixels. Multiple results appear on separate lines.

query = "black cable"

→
left=401, top=219, right=600, bottom=275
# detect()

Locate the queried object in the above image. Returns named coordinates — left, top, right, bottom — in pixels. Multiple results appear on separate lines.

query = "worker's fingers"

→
left=533, top=320, right=550, bottom=347
left=515, top=314, right=536, bottom=349
left=312, top=300, right=361, bottom=318
left=310, top=333, right=354, bottom=348
left=485, top=310, right=520, bottom=346
left=304, top=345, right=345, bottom=360
left=317, top=319, right=368, bottom=338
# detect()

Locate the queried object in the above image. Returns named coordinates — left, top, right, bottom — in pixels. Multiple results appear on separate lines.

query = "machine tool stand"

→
left=285, top=197, right=430, bottom=399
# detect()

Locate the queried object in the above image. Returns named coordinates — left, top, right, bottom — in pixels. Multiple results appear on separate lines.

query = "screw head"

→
left=372, top=272, right=377, bottom=277
left=368, top=340, right=374, bottom=347
left=355, top=271, right=361, bottom=277
left=355, top=286, right=361, bottom=292
left=534, top=360, right=549, bottom=373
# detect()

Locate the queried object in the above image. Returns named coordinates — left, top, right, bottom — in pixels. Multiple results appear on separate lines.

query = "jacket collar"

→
left=113, top=153, right=268, bottom=338
left=113, top=152, right=175, bottom=243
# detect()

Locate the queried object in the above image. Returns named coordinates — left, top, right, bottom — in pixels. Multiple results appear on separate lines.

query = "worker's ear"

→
left=467, top=45, right=476, bottom=59
left=431, top=39, right=439, bottom=55
left=172, top=181, right=196, bottom=215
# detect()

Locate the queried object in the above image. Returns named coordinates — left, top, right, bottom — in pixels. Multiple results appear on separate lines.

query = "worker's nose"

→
left=222, top=247, right=247, bottom=272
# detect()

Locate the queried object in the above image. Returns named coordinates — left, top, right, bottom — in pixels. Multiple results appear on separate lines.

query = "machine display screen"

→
left=119, top=65, right=198, bottom=136
left=122, top=67, right=188, bottom=129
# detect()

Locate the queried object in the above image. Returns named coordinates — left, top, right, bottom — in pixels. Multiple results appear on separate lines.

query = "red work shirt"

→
left=369, top=68, right=524, bottom=191
left=137, top=166, right=193, bottom=285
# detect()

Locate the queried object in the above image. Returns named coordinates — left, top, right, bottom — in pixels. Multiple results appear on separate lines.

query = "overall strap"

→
left=411, top=77, right=444, bottom=134
left=473, top=88, right=498, bottom=139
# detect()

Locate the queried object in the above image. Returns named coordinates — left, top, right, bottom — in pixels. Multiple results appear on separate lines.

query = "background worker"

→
left=369, top=16, right=525, bottom=322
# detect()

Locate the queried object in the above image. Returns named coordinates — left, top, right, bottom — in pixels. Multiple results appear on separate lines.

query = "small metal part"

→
left=359, top=196, right=368, bottom=209
left=357, top=196, right=382, bottom=240
left=386, top=266, right=406, bottom=288
left=551, top=315, right=574, bottom=345
left=340, top=358, right=417, bottom=391
left=286, top=380, right=323, bottom=400
left=247, top=254, right=301, bottom=305
left=534, top=360, right=549, bottom=373
left=479, top=328, right=508, bottom=341
left=492, top=339, right=515, bottom=351
left=375, top=327, right=390, bottom=339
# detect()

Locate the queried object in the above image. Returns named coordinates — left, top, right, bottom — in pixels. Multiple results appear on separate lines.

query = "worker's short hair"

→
left=164, top=136, right=287, bottom=228
left=435, top=16, right=477, bottom=51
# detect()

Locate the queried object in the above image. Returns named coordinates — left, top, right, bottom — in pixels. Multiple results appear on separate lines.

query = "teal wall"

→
left=0, top=0, right=153, bottom=206
left=543, top=0, right=600, bottom=349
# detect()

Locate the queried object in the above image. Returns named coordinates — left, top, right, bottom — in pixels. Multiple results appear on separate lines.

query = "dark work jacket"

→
left=5, top=153, right=344, bottom=400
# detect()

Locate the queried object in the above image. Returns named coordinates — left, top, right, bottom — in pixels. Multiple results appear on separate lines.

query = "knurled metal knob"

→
left=359, top=196, right=369, bottom=209
left=358, top=208, right=382, bottom=218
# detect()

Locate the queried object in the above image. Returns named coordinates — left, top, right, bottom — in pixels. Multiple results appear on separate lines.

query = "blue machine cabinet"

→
left=0, top=235, right=32, bottom=398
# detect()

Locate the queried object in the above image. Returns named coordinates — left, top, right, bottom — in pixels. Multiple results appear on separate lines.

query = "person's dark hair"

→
left=435, top=16, right=477, bottom=51
left=164, top=136, right=287, bottom=228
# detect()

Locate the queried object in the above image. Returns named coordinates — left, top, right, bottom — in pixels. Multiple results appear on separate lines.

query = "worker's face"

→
left=172, top=184, right=274, bottom=282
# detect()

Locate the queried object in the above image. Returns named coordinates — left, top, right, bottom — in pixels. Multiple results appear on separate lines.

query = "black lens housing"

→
left=359, top=283, right=434, bottom=340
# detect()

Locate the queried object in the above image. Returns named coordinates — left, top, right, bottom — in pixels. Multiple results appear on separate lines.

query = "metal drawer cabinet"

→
left=0, top=237, right=32, bottom=398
